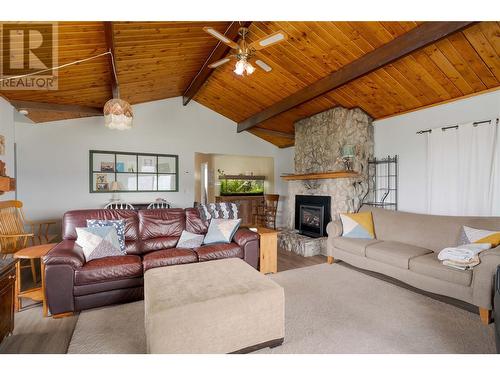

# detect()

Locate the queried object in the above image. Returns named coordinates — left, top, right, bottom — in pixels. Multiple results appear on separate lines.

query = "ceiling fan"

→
left=203, top=25, right=287, bottom=76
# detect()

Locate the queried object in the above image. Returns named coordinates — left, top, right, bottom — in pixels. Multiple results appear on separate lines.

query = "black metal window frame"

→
left=89, top=150, right=179, bottom=193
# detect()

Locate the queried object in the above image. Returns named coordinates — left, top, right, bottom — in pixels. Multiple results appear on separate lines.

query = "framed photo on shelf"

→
left=141, top=158, right=155, bottom=173
left=96, top=182, right=109, bottom=191
left=116, top=162, right=125, bottom=172
left=96, top=174, right=108, bottom=184
left=100, top=162, right=115, bottom=172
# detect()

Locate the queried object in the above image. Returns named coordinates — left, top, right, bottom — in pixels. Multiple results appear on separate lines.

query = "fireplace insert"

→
left=295, top=195, right=331, bottom=238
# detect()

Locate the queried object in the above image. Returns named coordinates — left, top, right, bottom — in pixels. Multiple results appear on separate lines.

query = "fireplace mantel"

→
left=280, top=171, right=359, bottom=181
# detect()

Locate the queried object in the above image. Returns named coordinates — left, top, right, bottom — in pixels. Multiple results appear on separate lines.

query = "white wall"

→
left=374, top=90, right=500, bottom=214
left=0, top=97, right=16, bottom=200
left=14, top=97, right=294, bottom=222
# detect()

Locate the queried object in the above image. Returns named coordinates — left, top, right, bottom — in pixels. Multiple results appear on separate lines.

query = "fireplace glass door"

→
left=299, top=204, right=324, bottom=237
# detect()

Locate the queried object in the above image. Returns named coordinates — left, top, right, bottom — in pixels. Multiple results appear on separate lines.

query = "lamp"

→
left=103, top=98, right=133, bottom=130
left=341, top=144, right=356, bottom=171
left=110, top=181, right=121, bottom=202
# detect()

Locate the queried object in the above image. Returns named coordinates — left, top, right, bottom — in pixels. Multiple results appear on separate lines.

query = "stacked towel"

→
left=438, top=243, right=492, bottom=270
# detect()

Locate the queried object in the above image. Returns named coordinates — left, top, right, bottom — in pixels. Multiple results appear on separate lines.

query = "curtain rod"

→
left=416, top=118, right=499, bottom=135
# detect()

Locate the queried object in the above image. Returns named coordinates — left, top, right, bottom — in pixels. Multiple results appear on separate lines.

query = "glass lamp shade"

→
left=234, top=59, right=255, bottom=76
left=341, top=144, right=356, bottom=158
left=234, top=60, right=246, bottom=75
left=245, top=62, right=255, bottom=75
left=103, top=98, right=133, bottom=130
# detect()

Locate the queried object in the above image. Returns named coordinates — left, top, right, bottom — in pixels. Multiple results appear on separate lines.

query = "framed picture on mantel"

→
left=89, top=150, right=178, bottom=193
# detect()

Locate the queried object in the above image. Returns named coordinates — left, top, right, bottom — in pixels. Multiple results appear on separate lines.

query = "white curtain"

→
left=426, top=120, right=499, bottom=216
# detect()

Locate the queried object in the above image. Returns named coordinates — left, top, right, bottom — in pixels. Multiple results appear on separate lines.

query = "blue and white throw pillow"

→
left=203, top=218, right=241, bottom=245
left=176, top=230, right=205, bottom=249
left=87, top=219, right=126, bottom=253
left=76, top=226, right=123, bottom=262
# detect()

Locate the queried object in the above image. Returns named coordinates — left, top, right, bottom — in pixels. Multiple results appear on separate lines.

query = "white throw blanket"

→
left=438, top=243, right=492, bottom=270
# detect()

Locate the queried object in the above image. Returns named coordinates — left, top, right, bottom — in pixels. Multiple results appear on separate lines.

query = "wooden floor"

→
left=278, top=248, right=326, bottom=272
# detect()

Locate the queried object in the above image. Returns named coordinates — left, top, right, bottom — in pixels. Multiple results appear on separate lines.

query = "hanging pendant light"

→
left=103, top=48, right=133, bottom=130
left=103, top=98, right=133, bottom=130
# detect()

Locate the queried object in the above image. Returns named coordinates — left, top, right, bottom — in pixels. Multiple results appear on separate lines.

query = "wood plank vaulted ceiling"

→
left=1, top=21, right=499, bottom=148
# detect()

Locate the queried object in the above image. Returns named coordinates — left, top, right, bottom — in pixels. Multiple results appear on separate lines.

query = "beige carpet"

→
left=67, top=263, right=496, bottom=354
left=0, top=304, right=78, bottom=354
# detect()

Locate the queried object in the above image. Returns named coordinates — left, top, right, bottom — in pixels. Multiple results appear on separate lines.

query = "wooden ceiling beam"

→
left=104, top=21, right=120, bottom=99
left=182, top=21, right=251, bottom=106
left=10, top=100, right=102, bottom=116
left=249, top=128, right=295, bottom=140
left=237, top=21, right=476, bottom=133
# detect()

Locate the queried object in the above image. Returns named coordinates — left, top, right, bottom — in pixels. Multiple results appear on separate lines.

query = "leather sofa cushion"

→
left=366, top=241, right=432, bottom=269
left=409, top=253, right=473, bottom=287
left=185, top=208, right=209, bottom=234
left=139, top=209, right=185, bottom=240
left=73, top=277, right=144, bottom=296
left=62, top=209, right=139, bottom=241
left=141, top=236, right=179, bottom=253
left=74, top=255, right=143, bottom=285
left=143, top=248, right=198, bottom=272
left=195, top=243, right=243, bottom=262
left=333, top=237, right=381, bottom=257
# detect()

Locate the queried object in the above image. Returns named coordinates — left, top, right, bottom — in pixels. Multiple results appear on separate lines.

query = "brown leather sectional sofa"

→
left=43, top=208, right=260, bottom=316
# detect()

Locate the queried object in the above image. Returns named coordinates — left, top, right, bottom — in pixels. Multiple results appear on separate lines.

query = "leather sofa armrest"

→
left=233, top=228, right=260, bottom=269
left=472, top=245, right=500, bottom=309
left=43, top=239, right=85, bottom=269
left=233, top=228, right=260, bottom=247
left=326, top=220, right=342, bottom=237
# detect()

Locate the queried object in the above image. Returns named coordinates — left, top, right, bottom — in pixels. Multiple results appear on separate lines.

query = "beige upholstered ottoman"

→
left=144, top=258, right=285, bottom=354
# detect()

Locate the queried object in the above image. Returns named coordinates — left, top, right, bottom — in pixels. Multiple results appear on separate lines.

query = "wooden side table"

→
left=256, top=227, right=278, bottom=274
left=14, top=243, right=56, bottom=317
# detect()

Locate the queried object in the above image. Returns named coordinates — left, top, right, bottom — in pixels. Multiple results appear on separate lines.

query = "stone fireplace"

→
left=279, top=106, right=374, bottom=257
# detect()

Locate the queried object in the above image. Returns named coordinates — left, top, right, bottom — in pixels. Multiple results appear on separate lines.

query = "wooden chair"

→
left=254, top=194, right=279, bottom=229
left=0, top=200, right=56, bottom=282
left=104, top=201, right=135, bottom=210
left=147, top=198, right=170, bottom=209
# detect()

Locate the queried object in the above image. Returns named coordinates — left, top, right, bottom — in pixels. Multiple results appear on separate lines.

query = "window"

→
left=89, top=150, right=178, bottom=193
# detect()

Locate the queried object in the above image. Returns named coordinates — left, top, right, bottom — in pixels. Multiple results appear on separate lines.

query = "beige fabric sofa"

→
left=326, top=206, right=500, bottom=324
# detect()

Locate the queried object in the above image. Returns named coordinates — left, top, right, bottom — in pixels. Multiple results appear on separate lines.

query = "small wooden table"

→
left=14, top=243, right=56, bottom=317
left=256, top=227, right=278, bottom=274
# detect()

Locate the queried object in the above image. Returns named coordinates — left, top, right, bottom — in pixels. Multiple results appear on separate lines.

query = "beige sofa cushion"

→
left=360, top=206, right=500, bottom=253
left=409, top=253, right=473, bottom=287
left=366, top=241, right=432, bottom=269
left=333, top=237, right=381, bottom=257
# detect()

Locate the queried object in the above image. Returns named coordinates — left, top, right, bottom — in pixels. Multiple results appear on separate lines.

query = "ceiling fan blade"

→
left=203, top=27, right=239, bottom=49
left=255, top=59, right=272, bottom=72
left=249, top=31, right=287, bottom=51
left=208, top=57, right=232, bottom=69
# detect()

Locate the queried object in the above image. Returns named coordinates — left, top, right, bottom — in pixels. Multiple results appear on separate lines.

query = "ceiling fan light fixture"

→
left=234, top=59, right=246, bottom=76
left=245, top=62, right=255, bottom=75
left=103, top=98, right=134, bottom=130
left=234, top=59, right=255, bottom=76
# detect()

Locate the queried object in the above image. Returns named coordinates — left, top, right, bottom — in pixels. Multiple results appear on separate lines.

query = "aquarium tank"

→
left=219, top=174, right=265, bottom=196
